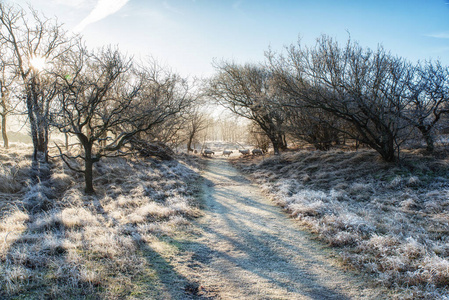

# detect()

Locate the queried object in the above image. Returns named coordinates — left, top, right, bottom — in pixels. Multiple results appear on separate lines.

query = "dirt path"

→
left=173, top=157, right=389, bottom=299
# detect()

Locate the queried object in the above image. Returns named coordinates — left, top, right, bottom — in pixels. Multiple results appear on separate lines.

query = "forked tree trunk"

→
left=270, top=137, right=283, bottom=155
left=269, top=132, right=287, bottom=155
left=417, top=125, right=435, bottom=153
left=377, top=137, right=396, bottom=162
left=28, top=79, right=49, bottom=162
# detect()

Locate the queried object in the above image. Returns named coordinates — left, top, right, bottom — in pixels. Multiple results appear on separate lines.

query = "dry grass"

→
left=233, top=149, right=449, bottom=299
left=0, top=144, right=204, bottom=299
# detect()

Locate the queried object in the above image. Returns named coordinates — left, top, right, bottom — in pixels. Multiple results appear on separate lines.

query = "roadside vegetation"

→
left=232, top=147, right=449, bottom=299
left=0, top=144, right=204, bottom=299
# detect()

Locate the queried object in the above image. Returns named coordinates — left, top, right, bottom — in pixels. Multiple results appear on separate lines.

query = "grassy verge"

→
left=232, top=149, right=449, bottom=299
left=0, top=144, right=205, bottom=299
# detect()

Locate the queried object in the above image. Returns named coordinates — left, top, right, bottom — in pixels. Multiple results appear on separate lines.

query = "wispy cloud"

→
left=426, top=32, right=449, bottom=39
left=74, top=0, right=130, bottom=32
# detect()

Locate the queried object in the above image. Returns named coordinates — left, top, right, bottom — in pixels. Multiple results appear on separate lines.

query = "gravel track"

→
left=173, top=157, right=390, bottom=299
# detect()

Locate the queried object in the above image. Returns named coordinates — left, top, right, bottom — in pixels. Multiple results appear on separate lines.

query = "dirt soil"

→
left=170, top=157, right=390, bottom=299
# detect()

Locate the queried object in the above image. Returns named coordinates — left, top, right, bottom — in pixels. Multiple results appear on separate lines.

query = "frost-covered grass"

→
left=0, top=144, right=203, bottom=299
left=233, top=149, right=449, bottom=299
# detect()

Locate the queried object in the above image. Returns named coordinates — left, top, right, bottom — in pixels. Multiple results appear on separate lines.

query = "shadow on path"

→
left=181, top=157, right=387, bottom=299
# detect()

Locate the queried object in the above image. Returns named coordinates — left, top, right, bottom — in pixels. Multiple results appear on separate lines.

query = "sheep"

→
left=239, top=149, right=250, bottom=156
left=202, top=149, right=215, bottom=157
left=222, top=150, right=233, bottom=157
left=252, top=149, right=263, bottom=156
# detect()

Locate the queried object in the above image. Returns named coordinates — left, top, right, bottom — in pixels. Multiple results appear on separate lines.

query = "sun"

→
left=30, top=56, right=47, bottom=71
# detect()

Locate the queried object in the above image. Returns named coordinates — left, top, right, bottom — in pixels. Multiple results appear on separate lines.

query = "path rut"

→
left=179, top=157, right=388, bottom=299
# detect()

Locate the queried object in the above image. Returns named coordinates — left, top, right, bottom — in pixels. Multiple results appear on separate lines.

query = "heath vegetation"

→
left=233, top=148, right=449, bottom=299
left=0, top=144, right=203, bottom=299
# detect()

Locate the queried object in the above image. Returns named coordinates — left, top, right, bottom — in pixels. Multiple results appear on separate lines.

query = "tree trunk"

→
left=28, top=98, right=39, bottom=161
left=42, top=124, right=49, bottom=162
left=28, top=78, right=49, bottom=162
left=382, top=149, right=396, bottom=162
left=269, top=136, right=281, bottom=155
left=418, top=126, right=434, bottom=153
left=28, top=83, right=41, bottom=161
left=84, top=143, right=95, bottom=194
left=65, top=133, right=69, bottom=151
left=187, top=132, right=195, bottom=152
left=2, top=115, right=8, bottom=149
left=378, top=137, right=396, bottom=162
left=280, top=133, right=288, bottom=150
left=424, top=133, right=435, bottom=153
left=1, top=95, right=9, bottom=149
left=265, top=131, right=287, bottom=155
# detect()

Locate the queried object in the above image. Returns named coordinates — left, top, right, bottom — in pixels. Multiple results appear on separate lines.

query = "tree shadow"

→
left=2, top=204, right=100, bottom=299
left=192, top=162, right=386, bottom=299
left=2, top=166, right=207, bottom=299
left=84, top=191, right=212, bottom=299
left=164, top=228, right=356, bottom=300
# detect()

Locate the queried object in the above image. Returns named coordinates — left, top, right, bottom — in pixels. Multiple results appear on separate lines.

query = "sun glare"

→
left=30, top=56, right=47, bottom=71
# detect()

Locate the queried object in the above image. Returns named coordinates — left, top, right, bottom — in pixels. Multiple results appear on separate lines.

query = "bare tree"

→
left=403, top=60, right=449, bottom=152
left=0, top=3, right=74, bottom=161
left=0, top=42, right=19, bottom=148
left=208, top=62, right=287, bottom=154
left=185, top=108, right=208, bottom=152
left=270, top=36, right=410, bottom=161
left=284, top=105, right=342, bottom=150
left=216, top=114, right=249, bottom=144
left=51, top=46, right=192, bottom=194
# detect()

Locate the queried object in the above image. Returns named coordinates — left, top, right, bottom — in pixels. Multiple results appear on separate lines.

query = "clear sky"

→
left=7, top=0, right=449, bottom=78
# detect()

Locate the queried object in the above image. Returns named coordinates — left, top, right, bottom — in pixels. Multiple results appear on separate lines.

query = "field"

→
left=2, top=142, right=449, bottom=299
left=0, top=144, right=204, bottom=299
left=232, top=148, right=449, bottom=299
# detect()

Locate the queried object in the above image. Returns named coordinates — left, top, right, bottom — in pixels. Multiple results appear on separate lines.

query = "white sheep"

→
left=222, top=150, right=233, bottom=157
left=239, top=149, right=250, bottom=156
left=202, top=149, right=215, bottom=157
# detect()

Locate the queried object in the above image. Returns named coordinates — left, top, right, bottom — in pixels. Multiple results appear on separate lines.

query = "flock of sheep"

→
left=201, top=148, right=264, bottom=157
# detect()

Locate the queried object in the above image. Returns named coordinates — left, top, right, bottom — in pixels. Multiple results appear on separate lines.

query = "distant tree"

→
left=0, top=43, right=19, bottom=148
left=51, top=46, right=192, bottom=194
left=185, top=108, right=208, bottom=152
left=217, top=114, right=249, bottom=144
left=0, top=3, right=74, bottom=161
left=208, top=62, right=287, bottom=154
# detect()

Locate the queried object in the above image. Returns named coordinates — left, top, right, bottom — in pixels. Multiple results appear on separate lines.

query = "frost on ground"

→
left=233, top=149, right=449, bottom=299
left=0, top=144, right=203, bottom=299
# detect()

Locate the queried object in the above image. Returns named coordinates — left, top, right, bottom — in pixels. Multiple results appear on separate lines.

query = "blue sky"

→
left=8, top=0, right=449, bottom=77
